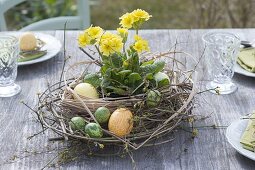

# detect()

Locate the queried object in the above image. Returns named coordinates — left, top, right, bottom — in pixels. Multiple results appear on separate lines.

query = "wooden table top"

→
left=0, top=29, right=254, bottom=170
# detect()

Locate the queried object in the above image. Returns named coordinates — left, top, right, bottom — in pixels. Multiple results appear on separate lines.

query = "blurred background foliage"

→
left=5, top=0, right=255, bottom=30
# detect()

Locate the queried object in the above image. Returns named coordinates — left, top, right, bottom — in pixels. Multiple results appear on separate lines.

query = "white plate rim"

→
left=235, top=63, right=255, bottom=78
left=235, top=45, right=255, bottom=77
left=17, top=33, right=62, bottom=66
left=226, top=119, right=255, bottom=161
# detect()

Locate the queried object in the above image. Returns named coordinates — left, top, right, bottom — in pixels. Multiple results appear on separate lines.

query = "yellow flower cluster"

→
left=119, top=9, right=152, bottom=29
left=78, top=9, right=151, bottom=57
left=133, top=35, right=150, bottom=53
left=99, top=32, right=123, bottom=56
left=78, top=26, right=103, bottom=47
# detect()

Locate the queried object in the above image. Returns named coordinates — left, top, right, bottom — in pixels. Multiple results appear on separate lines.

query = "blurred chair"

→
left=0, top=0, right=92, bottom=31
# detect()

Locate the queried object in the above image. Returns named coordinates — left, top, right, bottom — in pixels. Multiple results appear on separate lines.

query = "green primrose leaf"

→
left=110, top=53, right=123, bottom=68
left=106, top=86, right=128, bottom=96
left=90, top=39, right=97, bottom=44
left=145, top=73, right=154, bottom=80
left=123, top=51, right=140, bottom=72
left=141, top=59, right=154, bottom=66
left=100, top=65, right=109, bottom=75
left=83, top=73, right=102, bottom=88
left=128, top=73, right=142, bottom=85
left=140, top=60, right=165, bottom=75
left=118, top=70, right=132, bottom=80
left=153, top=72, right=170, bottom=87
left=153, top=61, right=165, bottom=73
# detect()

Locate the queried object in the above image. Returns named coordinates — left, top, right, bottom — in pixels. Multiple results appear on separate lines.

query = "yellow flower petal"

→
left=100, top=43, right=113, bottom=56
left=132, top=9, right=152, bottom=22
left=133, top=35, right=150, bottom=53
left=110, top=37, right=123, bottom=52
left=78, top=32, right=91, bottom=47
left=119, top=13, right=134, bottom=29
left=87, top=26, right=103, bottom=39
left=133, top=41, right=144, bottom=53
left=99, top=32, right=123, bottom=56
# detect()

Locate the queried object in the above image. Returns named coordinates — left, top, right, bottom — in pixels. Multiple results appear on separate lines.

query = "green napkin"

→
left=240, top=112, right=255, bottom=152
left=237, top=48, right=255, bottom=73
left=18, top=50, right=47, bottom=62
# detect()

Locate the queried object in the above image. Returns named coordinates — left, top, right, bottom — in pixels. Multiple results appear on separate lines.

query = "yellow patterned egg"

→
left=19, top=32, right=37, bottom=51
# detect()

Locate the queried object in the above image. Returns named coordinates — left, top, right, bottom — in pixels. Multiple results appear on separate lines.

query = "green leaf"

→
left=153, top=61, right=165, bottom=73
left=128, top=73, right=142, bottom=85
left=45, top=0, right=56, bottom=5
left=83, top=73, right=102, bottom=88
left=106, top=86, right=128, bottom=96
left=101, top=68, right=124, bottom=87
left=100, top=65, right=109, bottom=75
left=123, top=51, right=140, bottom=72
left=118, top=70, right=132, bottom=80
left=101, top=78, right=111, bottom=88
left=90, top=39, right=97, bottom=44
left=111, top=68, right=122, bottom=81
left=140, top=60, right=165, bottom=75
left=101, top=55, right=111, bottom=66
left=153, top=72, right=170, bottom=87
left=145, top=73, right=154, bottom=80
left=110, top=53, right=123, bottom=68
left=141, top=59, right=154, bottom=66
left=18, top=50, right=47, bottom=62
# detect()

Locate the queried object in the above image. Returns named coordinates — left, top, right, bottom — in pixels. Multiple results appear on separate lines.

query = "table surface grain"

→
left=0, top=29, right=255, bottom=170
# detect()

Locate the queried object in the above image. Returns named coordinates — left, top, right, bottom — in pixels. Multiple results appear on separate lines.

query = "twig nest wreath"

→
left=36, top=9, right=197, bottom=151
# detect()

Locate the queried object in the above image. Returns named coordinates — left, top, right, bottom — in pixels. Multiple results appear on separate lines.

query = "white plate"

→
left=226, top=119, right=255, bottom=161
left=16, top=33, right=62, bottom=66
left=235, top=63, right=255, bottom=78
left=235, top=45, right=255, bottom=77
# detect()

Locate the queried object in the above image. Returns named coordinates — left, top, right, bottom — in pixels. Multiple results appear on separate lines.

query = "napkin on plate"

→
left=237, top=48, right=255, bottom=73
left=240, top=112, right=255, bottom=152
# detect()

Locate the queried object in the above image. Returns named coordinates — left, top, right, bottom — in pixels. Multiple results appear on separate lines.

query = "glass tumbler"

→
left=0, top=35, right=21, bottom=97
left=202, top=32, right=240, bottom=94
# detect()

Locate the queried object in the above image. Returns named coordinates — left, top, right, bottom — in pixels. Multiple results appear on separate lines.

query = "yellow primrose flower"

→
left=119, top=13, right=134, bottom=29
left=100, top=43, right=114, bottom=56
left=78, top=32, right=91, bottom=47
left=119, top=13, right=130, bottom=20
left=87, top=26, right=103, bottom=39
left=99, top=32, right=123, bottom=56
left=133, top=35, right=150, bottom=53
left=141, top=39, right=150, bottom=51
left=110, top=37, right=123, bottom=52
left=101, top=32, right=114, bottom=41
left=133, top=41, right=144, bottom=53
left=131, top=9, right=152, bottom=22
left=117, top=28, right=128, bottom=37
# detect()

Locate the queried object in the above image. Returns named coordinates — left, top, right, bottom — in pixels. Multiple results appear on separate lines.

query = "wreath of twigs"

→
left=30, top=23, right=200, bottom=152
left=35, top=53, right=197, bottom=151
